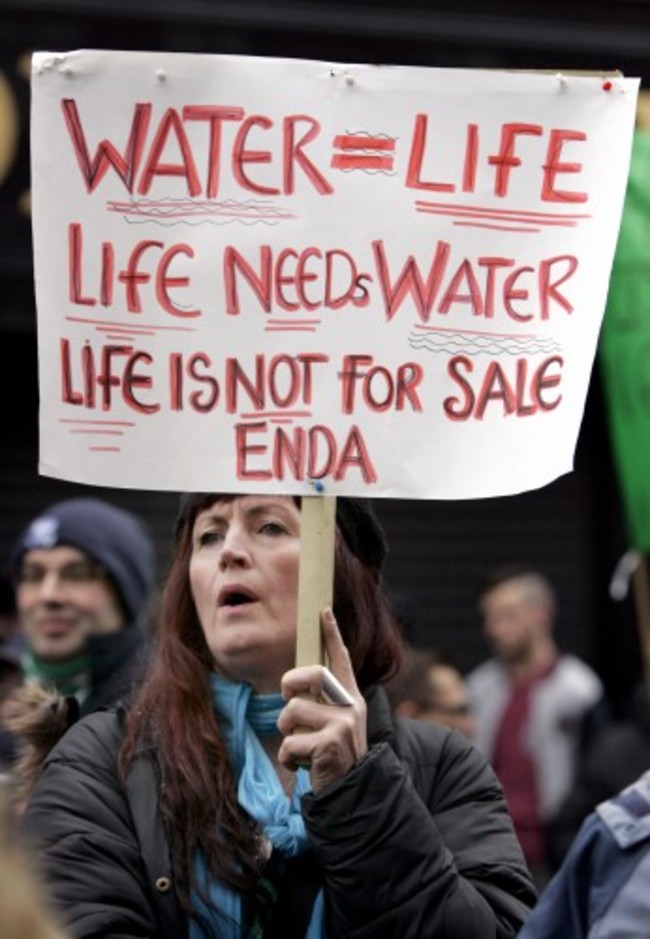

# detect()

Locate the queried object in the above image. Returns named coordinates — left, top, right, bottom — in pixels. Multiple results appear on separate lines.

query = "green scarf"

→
left=22, top=649, right=92, bottom=705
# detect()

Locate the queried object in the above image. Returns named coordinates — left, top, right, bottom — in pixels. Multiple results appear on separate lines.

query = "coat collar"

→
left=365, top=685, right=395, bottom=746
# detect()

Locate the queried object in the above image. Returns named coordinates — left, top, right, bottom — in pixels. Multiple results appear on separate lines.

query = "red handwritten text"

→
left=62, top=99, right=333, bottom=198
left=443, top=354, right=564, bottom=420
left=234, top=422, right=377, bottom=483
left=407, top=117, right=587, bottom=202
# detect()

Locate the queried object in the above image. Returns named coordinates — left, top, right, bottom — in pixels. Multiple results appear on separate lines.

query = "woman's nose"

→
left=218, top=530, right=251, bottom=569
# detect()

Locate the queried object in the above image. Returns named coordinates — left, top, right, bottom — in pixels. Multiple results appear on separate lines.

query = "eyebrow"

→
left=21, top=560, right=91, bottom=569
left=20, top=551, right=88, bottom=567
left=246, top=501, right=296, bottom=520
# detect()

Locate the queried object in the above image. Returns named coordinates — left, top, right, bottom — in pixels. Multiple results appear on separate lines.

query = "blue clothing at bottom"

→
left=518, top=769, right=650, bottom=939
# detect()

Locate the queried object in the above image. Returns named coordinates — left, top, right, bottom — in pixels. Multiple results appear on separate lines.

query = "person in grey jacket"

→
left=21, top=493, right=535, bottom=938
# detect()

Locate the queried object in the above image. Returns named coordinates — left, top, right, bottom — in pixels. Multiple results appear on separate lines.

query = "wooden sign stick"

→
left=295, top=495, right=337, bottom=668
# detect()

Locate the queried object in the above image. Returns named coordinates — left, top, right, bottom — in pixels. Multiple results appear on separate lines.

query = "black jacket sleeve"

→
left=21, top=712, right=160, bottom=939
left=302, top=724, right=535, bottom=938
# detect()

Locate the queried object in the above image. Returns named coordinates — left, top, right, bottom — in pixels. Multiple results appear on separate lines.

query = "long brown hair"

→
left=119, top=494, right=401, bottom=909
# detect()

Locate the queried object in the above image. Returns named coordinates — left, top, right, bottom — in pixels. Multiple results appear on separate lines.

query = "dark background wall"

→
left=1, top=0, right=648, bottom=708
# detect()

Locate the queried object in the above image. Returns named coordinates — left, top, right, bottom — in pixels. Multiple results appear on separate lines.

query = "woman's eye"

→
left=197, top=530, right=224, bottom=547
left=259, top=521, right=286, bottom=536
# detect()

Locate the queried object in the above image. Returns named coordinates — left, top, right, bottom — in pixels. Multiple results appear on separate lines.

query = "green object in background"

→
left=599, top=129, right=650, bottom=551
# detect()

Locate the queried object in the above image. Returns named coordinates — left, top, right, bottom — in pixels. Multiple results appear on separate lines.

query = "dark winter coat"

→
left=81, top=624, right=150, bottom=715
left=22, top=686, right=535, bottom=938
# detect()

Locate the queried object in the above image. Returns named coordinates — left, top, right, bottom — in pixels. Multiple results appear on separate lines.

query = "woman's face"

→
left=189, top=495, right=302, bottom=693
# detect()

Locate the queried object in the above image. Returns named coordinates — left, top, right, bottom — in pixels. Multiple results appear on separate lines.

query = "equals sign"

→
left=331, top=134, right=395, bottom=171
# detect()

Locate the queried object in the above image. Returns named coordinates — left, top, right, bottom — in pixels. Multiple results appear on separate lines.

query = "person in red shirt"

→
left=467, top=565, right=607, bottom=887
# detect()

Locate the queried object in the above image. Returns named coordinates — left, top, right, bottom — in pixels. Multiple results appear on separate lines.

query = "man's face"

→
left=480, top=579, right=543, bottom=665
left=15, top=546, right=124, bottom=662
left=423, top=664, right=476, bottom=740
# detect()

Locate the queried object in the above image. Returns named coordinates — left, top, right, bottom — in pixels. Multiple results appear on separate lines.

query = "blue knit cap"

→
left=10, top=497, right=156, bottom=622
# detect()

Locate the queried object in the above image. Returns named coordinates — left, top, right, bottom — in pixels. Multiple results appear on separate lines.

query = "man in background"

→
left=385, top=645, right=476, bottom=740
left=466, top=564, right=606, bottom=885
left=8, top=496, right=157, bottom=716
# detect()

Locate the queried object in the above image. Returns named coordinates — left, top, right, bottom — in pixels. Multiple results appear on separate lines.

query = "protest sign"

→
left=31, top=50, right=639, bottom=500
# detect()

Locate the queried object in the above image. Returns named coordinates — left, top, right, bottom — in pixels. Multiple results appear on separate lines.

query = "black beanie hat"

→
left=10, top=497, right=156, bottom=622
left=175, top=494, right=388, bottom=577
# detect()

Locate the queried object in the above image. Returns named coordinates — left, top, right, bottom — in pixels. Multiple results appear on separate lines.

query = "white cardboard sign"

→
left=31, top=50, right=639, bottom=499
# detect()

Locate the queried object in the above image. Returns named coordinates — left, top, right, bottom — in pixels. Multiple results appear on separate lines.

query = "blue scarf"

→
left=190, top=674, right=325, bottom=938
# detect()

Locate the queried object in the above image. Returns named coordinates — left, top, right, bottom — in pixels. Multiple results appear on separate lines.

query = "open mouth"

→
left=218, top=587, right=258, bottom=608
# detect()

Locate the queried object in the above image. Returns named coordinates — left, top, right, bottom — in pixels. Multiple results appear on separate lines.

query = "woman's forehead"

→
left=194, top=494, right=299, bottom=523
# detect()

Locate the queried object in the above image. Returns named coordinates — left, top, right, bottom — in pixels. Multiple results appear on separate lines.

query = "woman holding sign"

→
left=18, top=493, right=535, bottom=937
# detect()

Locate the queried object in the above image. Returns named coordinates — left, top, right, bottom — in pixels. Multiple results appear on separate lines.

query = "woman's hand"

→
left=277, top=607, right=368, bottom=793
